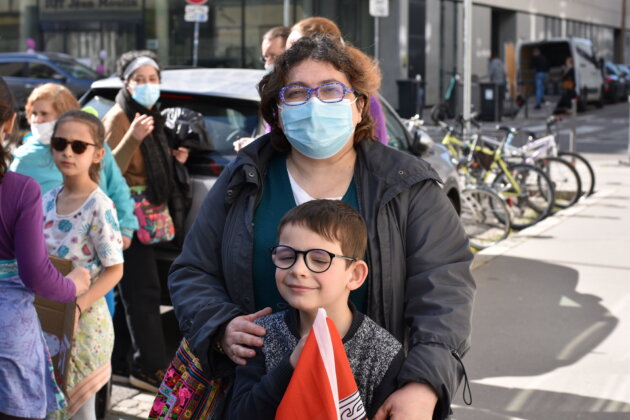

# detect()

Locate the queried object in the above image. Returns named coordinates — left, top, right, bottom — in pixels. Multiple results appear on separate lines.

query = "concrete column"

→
left=378, top=0, right=409, bottom=108
left=19, top=0, right=37, bottom=52
left=155, top=0, right=169, bottom=65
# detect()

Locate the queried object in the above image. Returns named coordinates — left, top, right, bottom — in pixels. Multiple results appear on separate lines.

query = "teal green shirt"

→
left=252, top=154, right=367, bottom=313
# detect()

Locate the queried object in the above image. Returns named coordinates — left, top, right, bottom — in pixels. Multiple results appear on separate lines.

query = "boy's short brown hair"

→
left=277, top=200, right=367, bottom=261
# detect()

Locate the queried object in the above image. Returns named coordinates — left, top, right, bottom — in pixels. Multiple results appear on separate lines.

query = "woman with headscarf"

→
left=102, top=50, right=189, bottom=393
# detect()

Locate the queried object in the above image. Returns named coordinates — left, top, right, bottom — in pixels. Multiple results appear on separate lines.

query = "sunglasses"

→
left=50, top=137, right=99, bottom=154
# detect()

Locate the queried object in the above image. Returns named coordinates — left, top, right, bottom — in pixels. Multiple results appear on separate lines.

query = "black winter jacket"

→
left=168, top=135, right=475, bottom=419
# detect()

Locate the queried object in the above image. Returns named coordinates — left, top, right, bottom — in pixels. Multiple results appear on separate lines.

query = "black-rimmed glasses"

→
left=279, top=82, right=356, bottom=107
left=270, top=245, right=356, bottom=273
left=51, top=137, right=99, bottom=154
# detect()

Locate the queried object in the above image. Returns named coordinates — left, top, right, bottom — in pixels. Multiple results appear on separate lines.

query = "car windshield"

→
left=53, top=60, right=100, bottom=80
left=83, top=92, right=260, bottom=154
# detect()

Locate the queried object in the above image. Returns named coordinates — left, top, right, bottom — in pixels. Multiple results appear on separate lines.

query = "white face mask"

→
left=31, top=120, right=56, bottom=145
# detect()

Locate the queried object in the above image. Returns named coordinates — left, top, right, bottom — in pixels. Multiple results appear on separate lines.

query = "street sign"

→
left=186, top=0, right=207, bottom=4
left=184, top=4, right=208, bottom=22
left=369, top=0, right=389, bottom=18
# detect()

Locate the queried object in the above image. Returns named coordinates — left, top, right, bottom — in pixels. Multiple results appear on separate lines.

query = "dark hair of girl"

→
left=0, top=76, right=17, bottom=182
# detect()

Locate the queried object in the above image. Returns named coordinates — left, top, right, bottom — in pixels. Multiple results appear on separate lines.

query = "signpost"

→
left=184, top=0, right=208, bottom=67
left=369, top=0, right=388, bottom=61
left=462, top=0, right=473, bottom=139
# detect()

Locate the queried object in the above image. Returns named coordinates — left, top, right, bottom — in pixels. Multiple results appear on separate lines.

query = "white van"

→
left=516, top=37, right=603, bottom=110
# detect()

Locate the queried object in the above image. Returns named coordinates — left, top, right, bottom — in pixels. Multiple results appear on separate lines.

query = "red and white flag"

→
left=276, top=308, right=367, bottom=420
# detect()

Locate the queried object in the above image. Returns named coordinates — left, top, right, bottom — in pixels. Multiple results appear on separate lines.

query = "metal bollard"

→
left=627, top=95, right=630, bottom=163
left=622, top=95, right=630, bottom=166
left=569, top=98, right=577, bottom=153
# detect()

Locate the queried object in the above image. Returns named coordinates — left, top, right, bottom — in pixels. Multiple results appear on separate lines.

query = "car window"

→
left=160, top=94, right=259, bottom=153
left=27, top=62, right=60, bottom=79
left=605, top=63, right=619, bottom=76
left=82, top=95, right=116, bottom=119
left=0, top=61, right=25, bottom=77
left=53, top=60, right=100, bottom=80
left=379, top=98, right=408, bottom=151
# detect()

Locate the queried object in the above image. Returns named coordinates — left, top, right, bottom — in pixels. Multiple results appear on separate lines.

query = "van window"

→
left=26, top=62, right=59, bottom=79
left=575, top=46, right=597, bottom=67
left=0, top=61, right=25, bottom=77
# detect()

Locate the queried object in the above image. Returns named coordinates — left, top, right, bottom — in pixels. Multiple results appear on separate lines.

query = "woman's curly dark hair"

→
left=0, top=76, right=17, bottom=182
left=258, top=35, right=381, bottom=153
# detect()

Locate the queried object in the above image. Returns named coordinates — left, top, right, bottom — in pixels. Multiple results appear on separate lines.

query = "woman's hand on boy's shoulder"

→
left=220, top=307, right=272, bottom=365
left=373, top=382, right=437, bottom=420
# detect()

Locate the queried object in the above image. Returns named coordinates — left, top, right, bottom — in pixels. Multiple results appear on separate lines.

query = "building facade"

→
left=1, top=0, right=629, bottom=108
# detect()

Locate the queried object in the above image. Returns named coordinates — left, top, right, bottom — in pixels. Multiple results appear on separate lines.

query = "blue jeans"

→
left=535, top=72, right=548, bottom=106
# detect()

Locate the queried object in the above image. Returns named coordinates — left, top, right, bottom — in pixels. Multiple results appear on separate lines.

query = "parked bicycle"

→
left=439, top=117, right=555, bottom=230
left=500, top=114, right=595, bottom=200
left=497, top=125, right=582, bottom=209
left=407, top=115, right=511, bottom=248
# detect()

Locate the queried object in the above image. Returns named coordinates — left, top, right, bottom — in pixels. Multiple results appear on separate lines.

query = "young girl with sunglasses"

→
left=42, top=110, right=124, bottom=419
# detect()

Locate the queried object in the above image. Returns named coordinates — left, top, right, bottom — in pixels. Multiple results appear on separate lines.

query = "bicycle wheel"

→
left=559, top=151, right=596, bottom=197
left=492, top=163, right=555, bottom=230
left=536, top=157, right=581, bottom=209
left=459, top=186, right=511, bottom=249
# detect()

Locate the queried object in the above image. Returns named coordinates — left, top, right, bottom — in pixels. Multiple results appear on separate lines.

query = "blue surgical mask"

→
left=280, top=99, right=356, bottom=159
left=132, top=83, right=160, bottom=108
left=264, top=64, right=274, bottom=73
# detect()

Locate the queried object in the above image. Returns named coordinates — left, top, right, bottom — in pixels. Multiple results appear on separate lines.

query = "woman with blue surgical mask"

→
left=168, top=35, right=475, bottom=420
left=102, top=50, right=189, bottom=395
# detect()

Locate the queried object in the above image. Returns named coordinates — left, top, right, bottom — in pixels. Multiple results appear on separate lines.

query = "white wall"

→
left=474, top=0, right=629, bottom=29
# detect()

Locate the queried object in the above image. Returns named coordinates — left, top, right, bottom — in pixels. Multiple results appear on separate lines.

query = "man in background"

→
left=531, top=48, right=549, bottom=109
left=261, top=26, right=290, bottom=72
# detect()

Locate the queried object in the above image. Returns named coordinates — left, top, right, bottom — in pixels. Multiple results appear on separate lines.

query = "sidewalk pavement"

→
left=452, top=158, right=630, bottom=419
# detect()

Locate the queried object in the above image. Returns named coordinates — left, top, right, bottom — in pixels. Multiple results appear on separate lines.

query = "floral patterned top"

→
left=42, top=186, right=124, bottom=278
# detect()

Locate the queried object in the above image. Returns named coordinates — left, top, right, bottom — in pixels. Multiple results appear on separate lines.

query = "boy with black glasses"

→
left=227, top=199, right=404, bottom=419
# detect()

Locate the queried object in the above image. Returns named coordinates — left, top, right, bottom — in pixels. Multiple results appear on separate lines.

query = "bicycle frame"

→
left=441, top=129, right=523, bottom=197
left=504, top=133, right=559, bottom=165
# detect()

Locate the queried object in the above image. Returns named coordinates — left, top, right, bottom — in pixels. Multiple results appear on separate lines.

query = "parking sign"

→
left=184, top=4, right=208, bottom=22
left=369, top=0, right=389, bottom=17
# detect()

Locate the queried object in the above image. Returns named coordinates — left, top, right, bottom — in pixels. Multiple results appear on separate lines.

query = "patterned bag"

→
left=130, top=186, right=175, bottom=245
left=149, top=338, right=226, bottom=420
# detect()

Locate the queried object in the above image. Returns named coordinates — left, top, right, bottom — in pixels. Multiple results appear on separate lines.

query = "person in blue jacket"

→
left=9, top=83, right=138, bottom=315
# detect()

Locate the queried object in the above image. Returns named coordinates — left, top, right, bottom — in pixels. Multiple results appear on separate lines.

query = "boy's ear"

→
left=346, top=260, right=368, bottom=291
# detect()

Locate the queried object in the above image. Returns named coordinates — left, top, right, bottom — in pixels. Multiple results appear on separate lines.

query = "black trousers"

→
left=112, top=236, right=168, bottom=374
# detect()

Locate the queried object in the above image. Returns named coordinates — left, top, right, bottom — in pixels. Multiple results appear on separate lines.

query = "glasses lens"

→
left=70, top=140, right=89, bottom=154
left=318, top=83, right=346, bottom=103
left=271, top=246, right=297, bottom=269
left=305, top=249, right=333, bottom=273
left=50, top=137, right=68, bottom=151
left=282, top=87, right=309, bottom=105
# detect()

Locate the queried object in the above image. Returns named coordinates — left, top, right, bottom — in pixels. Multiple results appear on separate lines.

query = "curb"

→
left=470, top=187, right=616, bottom=272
